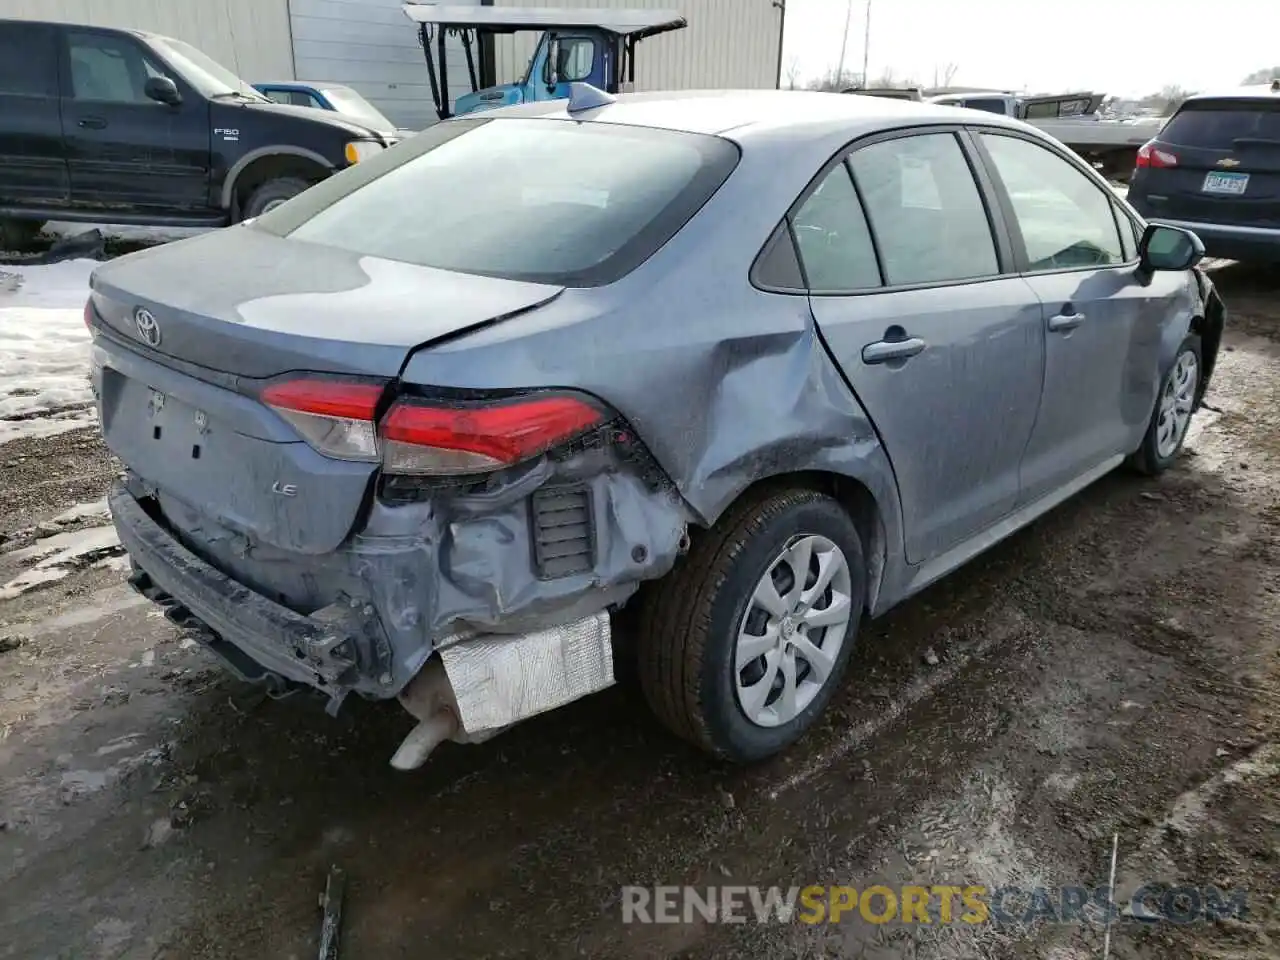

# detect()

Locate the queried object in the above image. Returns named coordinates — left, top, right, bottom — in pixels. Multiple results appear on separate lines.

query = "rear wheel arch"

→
left=1190, top=292, right=1225, bottom=404
left=695, top=470, right=889, bottom=618
left=222, top=148, right=333, bottom=220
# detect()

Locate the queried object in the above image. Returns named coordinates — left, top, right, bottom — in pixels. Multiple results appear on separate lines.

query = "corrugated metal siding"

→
left=289, top=0, right=481, bottom=131
left=0, top=0, right=294, bottom=80
left=490, top=0, right=781, bottom=92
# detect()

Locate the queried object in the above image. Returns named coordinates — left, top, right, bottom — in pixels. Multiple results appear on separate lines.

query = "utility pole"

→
left=861, top=0, right=872, bottom=88
left=837, top=0, right=853, bottom=85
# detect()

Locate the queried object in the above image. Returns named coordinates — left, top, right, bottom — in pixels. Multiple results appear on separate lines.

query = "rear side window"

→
left=791, top=164, right=880, bottom=291
left=979, top=133, right=1125, bottom=271
left=848, top=133, right=1000, bottom=286
left=0, top=23, right=58, bottom=97
left=262, top=118, right=739, bottom=287
left=963, top=98, right=1009, bottom=115
left=1161, top=100, right=1280, bottom=149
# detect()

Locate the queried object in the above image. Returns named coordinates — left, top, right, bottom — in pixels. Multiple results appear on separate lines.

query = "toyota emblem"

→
left=134, top=307, right=161, bottom=347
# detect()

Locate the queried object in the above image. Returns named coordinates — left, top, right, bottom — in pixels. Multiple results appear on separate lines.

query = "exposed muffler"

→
left=391, top=611, right=614, bottom=770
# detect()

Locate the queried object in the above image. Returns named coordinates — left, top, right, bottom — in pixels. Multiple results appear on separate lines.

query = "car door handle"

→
left=478, top=92, right=504, bottom=101
left=77, top=116, right=108, bottom=129
left=1048, top=312, right=1086, bottom=332
left=862, top=337, right=927, bottom=364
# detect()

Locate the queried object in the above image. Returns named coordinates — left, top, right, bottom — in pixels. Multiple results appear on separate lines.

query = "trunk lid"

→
left=90, top=226, right=563, bottom=379
left=91, top=227, right=562, bottom=556
left=1138, top=98, right=1280, bottom=228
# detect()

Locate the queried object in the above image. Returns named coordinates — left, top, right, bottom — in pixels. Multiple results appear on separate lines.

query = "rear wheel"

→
left=637, top=487, right=865, bottom=763
left=1129, top=334, right=1202, bottom=475
left=240, top=177, right=310, bottom=220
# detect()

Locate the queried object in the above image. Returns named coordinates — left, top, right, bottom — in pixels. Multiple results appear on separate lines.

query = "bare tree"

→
left=807, top=66, right=863, bottom=92
left=1243, top=66, right=1280, bottom=84
left=932, top=62, right=960, bottom=88
left=1156, top=84, right=1193, bottom=115
left=871, top=66, right=896, bottom=88
left=784, top=55, right=803, bottom=91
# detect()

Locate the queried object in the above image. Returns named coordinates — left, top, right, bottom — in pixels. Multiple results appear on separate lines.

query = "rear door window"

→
left=848, top=133, right=1000, bottom=286
left=0, top=22, right=58, bottom=97
left=979, top=132, right=1125, bottom=271
left=1161, top=100, right=1280, bottom=149
left=791, top=164, right=881, bottom=291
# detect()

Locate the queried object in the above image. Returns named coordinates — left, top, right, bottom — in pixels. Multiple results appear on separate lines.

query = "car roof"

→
left=479, top=89, right=1028, bottom=140
left=1182, top=82, right=1280, bottom=105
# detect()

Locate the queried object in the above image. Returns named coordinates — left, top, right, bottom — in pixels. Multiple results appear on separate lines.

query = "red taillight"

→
left=261, top=379, right=384, bottom=461
left=1136, top=141, right=1178, bottom=169
left=84, top=298, right=94, bottom=330
left=262, top=381, right=606, bottom=476
left=381, top=394, right=603, bottom=476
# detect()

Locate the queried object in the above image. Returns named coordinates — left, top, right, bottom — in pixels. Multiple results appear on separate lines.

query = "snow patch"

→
left=0, top=524, right=122, bottom=600
left=0, top=259, right=98, bottom=444
left=44, top=221, right=209, bottom=246
left=52, top=497, right=110, bottom=525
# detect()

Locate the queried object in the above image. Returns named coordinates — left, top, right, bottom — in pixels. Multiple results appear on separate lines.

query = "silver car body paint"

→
left=90, top=91, right=1214, bottom=729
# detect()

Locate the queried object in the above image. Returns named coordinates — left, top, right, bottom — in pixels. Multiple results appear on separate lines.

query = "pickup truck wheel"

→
left=1129, top=334, right=1202, bottom=475
left=0, top=218, right=44, bottom=251
left=241, top=177, right=310, bottom=219
left=636, top=487, right=865, bottom=763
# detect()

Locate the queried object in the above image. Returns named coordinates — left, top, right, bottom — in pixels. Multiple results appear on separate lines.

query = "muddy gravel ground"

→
left=2, top=264, right=1279, bottom=959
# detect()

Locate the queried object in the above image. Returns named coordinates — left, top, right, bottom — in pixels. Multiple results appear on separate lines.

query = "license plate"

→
left=1202, top=171, right=1249, bottom=196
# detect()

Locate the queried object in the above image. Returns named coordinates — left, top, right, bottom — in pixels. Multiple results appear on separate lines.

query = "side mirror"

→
left=1138, top=223, right=1204, bottom=274
left=545, top=38, right=560, bottom=89
left=145, top=76, right=181, bottom=106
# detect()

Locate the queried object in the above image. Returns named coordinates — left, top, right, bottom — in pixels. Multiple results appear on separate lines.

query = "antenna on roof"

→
left=566, top=82, right=617, bottom=114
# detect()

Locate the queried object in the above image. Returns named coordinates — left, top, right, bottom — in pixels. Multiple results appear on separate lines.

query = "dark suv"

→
left=1128, top=81, right=1280, bottom=262
left=0, top=19, right=400, bottom=247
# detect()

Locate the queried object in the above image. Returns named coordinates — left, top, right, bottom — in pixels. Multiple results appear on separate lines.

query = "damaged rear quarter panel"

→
left=398, top=135, right=906, bottom=612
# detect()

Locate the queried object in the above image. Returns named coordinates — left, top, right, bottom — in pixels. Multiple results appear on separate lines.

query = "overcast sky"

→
left=779, top=0, right=1280, bottom=98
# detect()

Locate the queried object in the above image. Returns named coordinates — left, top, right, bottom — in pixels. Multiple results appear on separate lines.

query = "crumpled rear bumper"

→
left=110, top=481, right=373, bottom=700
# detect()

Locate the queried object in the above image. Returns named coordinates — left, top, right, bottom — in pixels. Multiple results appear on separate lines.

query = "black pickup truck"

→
left=0, top=19, right=401, bottom=247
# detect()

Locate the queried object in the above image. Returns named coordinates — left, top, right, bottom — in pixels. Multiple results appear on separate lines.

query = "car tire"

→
left=636, top=486, right=866, bottom=763
left=0, top=218, right=44, bottom=251
left=1129, top=333, right=1203, bottom=476
left=241, top=177, right=310, bottom=220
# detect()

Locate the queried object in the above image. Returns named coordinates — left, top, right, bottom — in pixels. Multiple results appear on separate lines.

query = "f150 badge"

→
left=214, top=127, right=240, bottom=141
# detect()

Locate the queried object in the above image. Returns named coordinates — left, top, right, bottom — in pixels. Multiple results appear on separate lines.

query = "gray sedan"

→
left=86, top=88, right=1225, bottom=769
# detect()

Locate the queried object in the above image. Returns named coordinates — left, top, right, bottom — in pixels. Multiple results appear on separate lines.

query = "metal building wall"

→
left=489, top=0, right=783, bottom=93
left=289, top=0, right=481, bottom=131
left=0, top=0, right=294, bottom=80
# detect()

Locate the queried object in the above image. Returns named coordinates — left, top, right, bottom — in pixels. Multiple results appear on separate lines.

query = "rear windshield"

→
left=1161, top=99, right=1280, bottom=149
left=251, top=117, right=739, bottom=286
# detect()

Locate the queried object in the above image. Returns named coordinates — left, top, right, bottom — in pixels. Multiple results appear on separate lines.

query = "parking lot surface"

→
left=1, top=264, right=1278, bottom=959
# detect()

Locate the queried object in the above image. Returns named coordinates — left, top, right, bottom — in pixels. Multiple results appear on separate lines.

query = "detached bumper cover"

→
left=109, top=481, right=374, bottom=696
